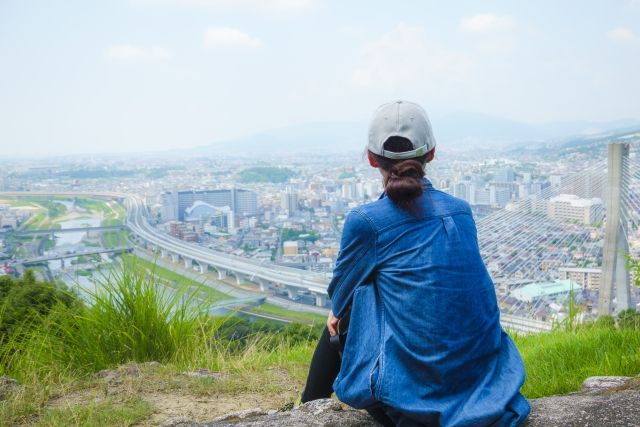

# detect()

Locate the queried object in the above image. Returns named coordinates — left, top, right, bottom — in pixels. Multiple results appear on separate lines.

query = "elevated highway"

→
left=2, top=191, right=553, bottom=333
left=125, top=195, right=330, bottom=304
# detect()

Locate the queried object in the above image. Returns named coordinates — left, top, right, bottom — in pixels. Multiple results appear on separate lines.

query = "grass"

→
left=514, top=321, right=640, bottom=398
left=128, top=255, right=231, bottom=302
left=248, top=303, right=325, bottom=325
left=36, top=397, right=153, bottom=427
left=1, top=258, right=639, bottom=423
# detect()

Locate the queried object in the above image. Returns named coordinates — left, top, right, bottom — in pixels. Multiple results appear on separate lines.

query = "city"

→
left=1, top=129, right=639, bottom=331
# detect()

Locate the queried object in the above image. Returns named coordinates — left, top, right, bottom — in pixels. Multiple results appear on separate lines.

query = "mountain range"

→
left=189, top=112, right=640, bottom=156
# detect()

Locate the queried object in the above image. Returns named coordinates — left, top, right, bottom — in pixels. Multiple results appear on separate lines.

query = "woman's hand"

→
left=327, top=310, right=340, bottom=336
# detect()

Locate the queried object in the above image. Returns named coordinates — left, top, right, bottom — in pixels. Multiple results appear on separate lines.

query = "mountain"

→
left=189, top=113, right=640, bottom=156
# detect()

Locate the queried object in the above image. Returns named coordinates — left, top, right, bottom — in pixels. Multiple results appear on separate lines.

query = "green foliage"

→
left=214, top=317, right=321, bottom=351
left=0, top=271, right=78, bottom=341
left=238, top=167, right=296, bottom=183
left=627, top=255, right=640, bottom=288
left=514, top=320, right=640, bottom=398
left=44, top=201, right=67, bottom=218
left=281, top=228, right=319, bottom=242
left=617, top=309, right=640, bottom=329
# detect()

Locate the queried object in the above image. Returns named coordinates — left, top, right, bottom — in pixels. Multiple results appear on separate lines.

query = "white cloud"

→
left=203, top=26, right=262, bottom=48
left=606, top=27, right=640, bottom=44
left=460, top=13, right=516, bottom=33
left=351, top=24, right=471, bottom=90
left=105, top=45, right=173, bottom=61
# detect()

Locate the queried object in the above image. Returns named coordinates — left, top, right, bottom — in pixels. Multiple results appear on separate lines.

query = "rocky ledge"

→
left=162, top=375, right=640, bottom=427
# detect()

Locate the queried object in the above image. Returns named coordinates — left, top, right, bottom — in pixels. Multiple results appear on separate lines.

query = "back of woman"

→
left=304, top=100, right=530, bottom=427
left=331, top=186, right=529, bottom=426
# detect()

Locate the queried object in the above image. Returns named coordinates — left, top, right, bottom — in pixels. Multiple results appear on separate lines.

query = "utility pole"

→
left=598, top=143, right=631, bottom=316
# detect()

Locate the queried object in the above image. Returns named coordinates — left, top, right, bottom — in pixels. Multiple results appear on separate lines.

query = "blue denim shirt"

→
left=328, top=178, right=530, bottom=427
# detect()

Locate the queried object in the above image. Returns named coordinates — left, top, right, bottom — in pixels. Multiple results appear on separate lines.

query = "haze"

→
left=1, top=0, right=639, bottom=156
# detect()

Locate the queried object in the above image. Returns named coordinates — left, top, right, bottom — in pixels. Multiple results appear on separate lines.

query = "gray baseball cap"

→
left=368, top=100, right=436, bottom=159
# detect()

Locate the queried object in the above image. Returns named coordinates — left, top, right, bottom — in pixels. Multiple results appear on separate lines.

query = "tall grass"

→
left=1, top=259, right=216, bottom=379
left=514, top=320, right=640, bottom=398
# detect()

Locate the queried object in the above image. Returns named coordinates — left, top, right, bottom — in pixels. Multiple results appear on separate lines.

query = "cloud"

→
left=203, top=26, right=263, bottom=48
left=351, top=24, right=471, bottom=90
left=460, top=13, right=516, bottom=33
left=105, top=45, right=173, bottom=61
left=606, top=27, right=640, bottom=44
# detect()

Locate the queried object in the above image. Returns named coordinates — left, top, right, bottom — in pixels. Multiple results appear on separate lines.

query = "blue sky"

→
left=1, top=0, right=639, bottom=156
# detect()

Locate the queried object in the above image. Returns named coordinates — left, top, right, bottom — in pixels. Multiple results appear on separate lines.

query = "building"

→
left=283, top=240, right=298, bottom=256
left=161, top=189, right=257, bottom=222
left=511, top=279, right=580, bottom=303
left=494, top=167, right=516, bottom=183
left=548, top=194, right=603, bottom=225
left=281, top=190, right=299, bottom=216
left=558, top=267, right=601, bottom=291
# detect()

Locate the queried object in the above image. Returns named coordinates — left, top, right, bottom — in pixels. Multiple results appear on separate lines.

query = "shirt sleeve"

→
left=327, top=209, right=376, bottom=318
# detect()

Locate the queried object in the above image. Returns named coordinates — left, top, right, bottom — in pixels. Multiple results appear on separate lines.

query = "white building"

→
left=558, top=267, right=601, bottom=291
left=548, top=194, right=603, bottom=225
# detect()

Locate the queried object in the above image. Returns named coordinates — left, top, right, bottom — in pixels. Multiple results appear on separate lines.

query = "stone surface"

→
left=202, top=399, right=378, bottom=426
left=524, top=390, right=640, bottom=427
left=581, top=376, right=631, bottom=393
left=168, top=375, right=640, bottom=427
left=181, top=368, right=224, bottom=381
left=0, top=376, right=20, bottom=400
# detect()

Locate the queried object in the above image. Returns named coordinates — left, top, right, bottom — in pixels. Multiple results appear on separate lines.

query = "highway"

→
left=125, top=195, right=331, bottom=295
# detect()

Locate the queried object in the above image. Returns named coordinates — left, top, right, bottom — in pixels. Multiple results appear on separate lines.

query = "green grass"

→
left=514, top=322, right=640, bottom=398
left=36, top=397, right=153, bottom=427
left=1, top=259, right=640, bottom=424
left=127, top=255, right=231, bottom=302
left=248, top=303, right=325, bottom=325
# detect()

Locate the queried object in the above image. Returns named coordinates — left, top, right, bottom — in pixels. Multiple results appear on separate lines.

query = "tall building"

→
left=494, top=167, right=516, bottom=183
left=281, top=190, right=299, bottom=216
left=548, top=194, right=603, bottom=225
left=160, top=189, right=257, bottom=222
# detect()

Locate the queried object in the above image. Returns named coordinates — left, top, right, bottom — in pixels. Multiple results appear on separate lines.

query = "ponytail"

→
left=385, top=160, right=425, bottom=208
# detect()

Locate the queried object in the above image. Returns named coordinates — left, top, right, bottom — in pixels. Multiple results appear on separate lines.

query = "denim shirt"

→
left=328, top=178, right=530, bottom=427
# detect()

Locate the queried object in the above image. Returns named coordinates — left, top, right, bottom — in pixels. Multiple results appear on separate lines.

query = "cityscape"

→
left=1, top=128, right=639, bottom=331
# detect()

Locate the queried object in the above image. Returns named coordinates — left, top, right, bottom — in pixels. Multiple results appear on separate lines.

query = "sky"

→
left=1, top=0, right=639, bottom=156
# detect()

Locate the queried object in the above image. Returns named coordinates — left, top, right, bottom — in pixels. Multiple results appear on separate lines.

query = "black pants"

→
left=301, top=327, right=417, bottom=427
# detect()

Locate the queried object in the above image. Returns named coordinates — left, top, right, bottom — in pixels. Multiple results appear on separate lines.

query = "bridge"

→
left=15, top=225, right=125, bottom=236
left=15, top=247, right=133, bottom=267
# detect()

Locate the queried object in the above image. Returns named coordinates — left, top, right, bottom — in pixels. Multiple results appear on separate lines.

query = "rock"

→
left=524, top=389, right=640, bottom=427
left=120, top=362, right=142, bottom=377
left=95, top=363, right=142, bottom=385
left=181, top=368, right=223, bottom=380
left=96, top=369, right=121, bottom=384
left=166, top=375, right=640, bottom=427
left=0, top=376, right=20, bottom=400
left=199, top=399, right=378, bottom=426
left=581, top=376, right=631, bottom=393
left=210, top=408, right=270, bottom=423
left=159, top=416, right=198, bottom=427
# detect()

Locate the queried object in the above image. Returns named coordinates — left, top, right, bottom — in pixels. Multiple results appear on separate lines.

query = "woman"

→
left=301, top=100, right=530, bottom=426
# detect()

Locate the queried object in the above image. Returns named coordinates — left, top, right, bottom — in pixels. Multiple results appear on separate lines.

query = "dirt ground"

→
left=45, top=363, right=301, bottom=426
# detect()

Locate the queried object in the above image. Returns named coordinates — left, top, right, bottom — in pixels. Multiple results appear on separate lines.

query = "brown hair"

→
left=370, top=137, right=429, bottom=210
